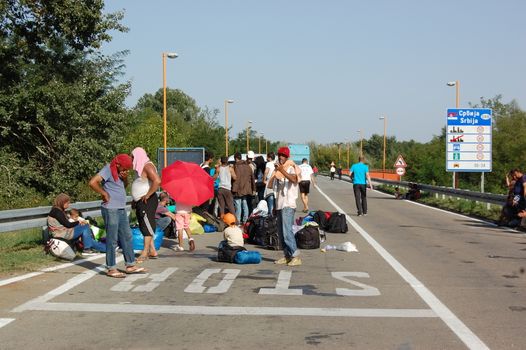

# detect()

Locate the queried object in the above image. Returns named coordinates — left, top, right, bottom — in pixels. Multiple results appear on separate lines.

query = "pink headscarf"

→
left=132, top=147, right=150, bottom=176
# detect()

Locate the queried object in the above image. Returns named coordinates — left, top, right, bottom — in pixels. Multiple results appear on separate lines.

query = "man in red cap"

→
left=89, top=154, right=146, bottom=278
left=268, top=146, right=302, bottom=266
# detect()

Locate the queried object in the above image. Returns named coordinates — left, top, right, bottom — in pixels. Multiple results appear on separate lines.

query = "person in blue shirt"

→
left=349, top=156, right=373, bottom=216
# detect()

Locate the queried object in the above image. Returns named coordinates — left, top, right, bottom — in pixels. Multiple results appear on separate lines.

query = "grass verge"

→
left=0, top=228, right=61, bottom=276
left=376, top=184, right=502, bottom=222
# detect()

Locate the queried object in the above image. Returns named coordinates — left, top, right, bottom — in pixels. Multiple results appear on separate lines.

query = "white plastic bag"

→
left=48, top=238, right=76, bottom=260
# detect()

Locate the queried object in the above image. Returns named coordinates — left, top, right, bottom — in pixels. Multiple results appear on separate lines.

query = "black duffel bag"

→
left=217, top=240, right=246, bottom=263
left=295, top=225, right=320, bottom=249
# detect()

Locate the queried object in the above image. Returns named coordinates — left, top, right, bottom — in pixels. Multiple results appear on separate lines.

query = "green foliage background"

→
left=0, top=1, right=524, bottom=211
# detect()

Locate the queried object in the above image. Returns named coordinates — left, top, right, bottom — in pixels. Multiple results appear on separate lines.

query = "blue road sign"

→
left=446, top=108, right=492, bottom=172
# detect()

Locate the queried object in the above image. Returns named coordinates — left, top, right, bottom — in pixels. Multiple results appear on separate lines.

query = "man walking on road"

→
left=232, top=152, right=255, bottom=224
left=298, top=158, right=315, bottom=213
left=268, top=147, right=302, bottom=266
left=349, top=156, right=373, bottom=216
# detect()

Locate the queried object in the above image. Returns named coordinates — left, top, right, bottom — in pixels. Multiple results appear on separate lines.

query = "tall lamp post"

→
left=162, top=52, right=178, bottom=168
left=447, top=81, right=460, bottom=188
left=259, top=133, right=264, bottom=154
left=224, top=99, right=234, bottom=156
left=346, top=141, right=350, bottom=169
left=337, top=143, right=342, bottom=165
left=379, top=116, right=387, bottom=177
left=246, top=120, right=252, bottom=154
left=357, top=129, right=363, bottom=157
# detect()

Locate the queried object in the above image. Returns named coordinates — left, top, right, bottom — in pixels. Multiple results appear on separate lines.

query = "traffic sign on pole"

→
left=446, top=108, right=492, bottom=172
left=393, top=155, right=407, bottom=168
left=396, top=167, right=406, bottom=176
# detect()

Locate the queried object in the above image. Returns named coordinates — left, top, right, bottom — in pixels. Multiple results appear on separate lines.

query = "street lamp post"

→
left=337, top=143, right=342, bottom=165
left=224, top=99, right=234, bottom=156
left=447, top=81, right=460, bottom=188
left=246, top=120, right=252, bottom=154
left=162, top=52, right=178, bottom=168
left=379, top=116, right=387, bottom=177
left=346, top=141, right=350, bottom=169
left=259, top=133, right=264, bottom=154
left=357, top=130, right=363, bottom=157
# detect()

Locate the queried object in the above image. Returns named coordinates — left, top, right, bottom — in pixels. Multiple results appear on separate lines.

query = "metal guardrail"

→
left=319, top=171, right=507, bottom=205
left=0, top=175, right=507, bottom=233
left=0, top=197, right=133, bottom=234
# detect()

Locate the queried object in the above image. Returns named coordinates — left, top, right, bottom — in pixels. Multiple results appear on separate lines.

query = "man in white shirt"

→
left=298, top=158, right=315, bottom=213
left=268, top=147, right=302, bottom=266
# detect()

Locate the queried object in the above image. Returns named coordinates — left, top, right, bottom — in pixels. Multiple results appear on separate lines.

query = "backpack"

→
left=295, top=225, right=320, bottom=249
left=217, top=240, right=246, bottom=263
left=312, top=210, right=329, bottom=231
left=327, top=212, right=348, bottom=233
left=193, top=207, right=227, bottom=232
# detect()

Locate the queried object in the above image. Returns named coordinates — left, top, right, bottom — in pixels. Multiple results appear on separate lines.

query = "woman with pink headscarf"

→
left=131, top=147, right=161, bottom=262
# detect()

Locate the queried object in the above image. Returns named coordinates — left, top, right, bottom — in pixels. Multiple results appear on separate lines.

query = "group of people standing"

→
left=200, top=148, right=316, bottom=267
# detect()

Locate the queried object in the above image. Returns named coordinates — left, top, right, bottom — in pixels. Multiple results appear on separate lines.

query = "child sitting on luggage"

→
left=223, top=213, right=244, bottom=248
left=174, top=201, right=195, bottom=251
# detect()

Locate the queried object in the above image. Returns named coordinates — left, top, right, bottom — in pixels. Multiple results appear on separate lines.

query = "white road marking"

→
left=315, top=184, right=490, bottom=350
left=0, top=318, right=15, bottom=329
left=332, top=272, right=380, bottom=296
left=133, top=268, right=178, bottom=292
left=12, top=258, right=119, bottom=313
left=259, top=270, right=303, bottom=295
left=0, top=254, right=105, bottom=287
left=111, top=273, right=150, bottom=292
left=19, top=302, right=437, bottom=318
left=184, top=268, right=240, bottom=294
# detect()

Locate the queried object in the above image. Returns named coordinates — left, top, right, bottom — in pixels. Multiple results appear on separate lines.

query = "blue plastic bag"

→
left=234, top=250, right=261, bottom=264
left=132, top=226, right=165, bottom=252
left=203, top=223, right=217, bottom=233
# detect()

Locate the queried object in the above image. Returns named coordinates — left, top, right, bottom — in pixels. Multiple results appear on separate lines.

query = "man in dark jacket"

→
left=232, top=152, right=255, bottom=224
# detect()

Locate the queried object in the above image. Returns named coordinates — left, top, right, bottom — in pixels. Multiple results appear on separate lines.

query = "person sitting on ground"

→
left=156, top=192, right=177, bottom=239
left=174, top=201, right=195, bottom=251
left=48, top=193, right=106, bottom=254
left=499, top=171, right=518, bottom=226
left=222, top=213, right=244, bottom=248
left=405, top=183, right=421, bottom=201
left=394, top=187, right=403, bottom=199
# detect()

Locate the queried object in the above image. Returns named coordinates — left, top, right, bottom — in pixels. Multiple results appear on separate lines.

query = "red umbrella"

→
left=161, top=160, right=214, bottom=206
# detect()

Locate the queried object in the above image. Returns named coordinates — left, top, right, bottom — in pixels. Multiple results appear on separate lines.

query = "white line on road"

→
left=19, top=302, right=437, bottom=318
left=12, top=259, right=117, bottom=313
left=315, top=184, right=490, bottom=350
left=0, top=253, right=105, bottom=288
left=0, top=318, right=15, bottom=329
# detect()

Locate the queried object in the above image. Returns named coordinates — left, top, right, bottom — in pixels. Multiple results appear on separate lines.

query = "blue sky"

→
left=102, top=0, right=526, bottom=144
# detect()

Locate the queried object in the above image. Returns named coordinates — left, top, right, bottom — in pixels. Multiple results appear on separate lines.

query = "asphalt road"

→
left=0, top=176, right=524, bottom=349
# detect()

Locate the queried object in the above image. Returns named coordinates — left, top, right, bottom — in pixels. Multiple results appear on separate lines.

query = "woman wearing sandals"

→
left=131, top=147, right=162, bottom=263
left=89, top=154, right=147, bottom=278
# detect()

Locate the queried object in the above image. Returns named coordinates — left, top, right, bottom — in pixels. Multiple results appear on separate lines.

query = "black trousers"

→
left=353, top=184, right=367, bottom=215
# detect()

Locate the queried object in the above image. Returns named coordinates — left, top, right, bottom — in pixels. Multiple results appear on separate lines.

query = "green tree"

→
left=0, top=0, right=130, bottom=206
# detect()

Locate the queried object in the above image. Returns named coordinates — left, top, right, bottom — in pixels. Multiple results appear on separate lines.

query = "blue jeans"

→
left=266, top=194, right=275, bottom=216
left=73, top=225, right=106, bottom=253
left=234, top=196, right=249, bottom=224
left=276, top=207, right=298, bottom=258
left=101, top=207, right=135, bottom=269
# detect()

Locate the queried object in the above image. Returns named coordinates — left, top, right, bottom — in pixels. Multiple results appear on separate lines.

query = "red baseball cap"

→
left=277, top=147, right=290, bottom=158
